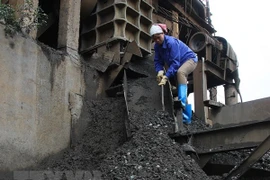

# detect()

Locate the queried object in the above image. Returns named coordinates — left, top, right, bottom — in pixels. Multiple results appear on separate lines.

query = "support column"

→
left=58, top=0, right=81, bottom=57
left=172, top=11, right=179, bottom=38
left=224, top=83, right=238, bottom=105
left=194, top=58, right=211, bottom=125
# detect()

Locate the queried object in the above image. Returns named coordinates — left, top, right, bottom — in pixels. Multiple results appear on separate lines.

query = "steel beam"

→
left=224, top=134, right=270, bottom=180
left=166, top=0, right=215, bottom=34
left=204, top=163, right=270, bottom=178
left=210, top=97, right=270, bottom=126
left=204, top=60, right=224, bottom=80
left=204, top=60, right=228, bottom=88
left=171, top=118, right=270, bottom=154
left=193, top=59, right=211, bottom=125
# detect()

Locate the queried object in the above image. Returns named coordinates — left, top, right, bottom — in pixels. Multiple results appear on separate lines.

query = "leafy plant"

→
left=18, top=0, right=48, bottom=34
left=0, top=3, right=20, bottom=35
left=0, top=0, right=48, bottom=36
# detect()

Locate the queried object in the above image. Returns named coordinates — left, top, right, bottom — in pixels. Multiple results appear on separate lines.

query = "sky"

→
left=207, top=0, right=270, bottom=103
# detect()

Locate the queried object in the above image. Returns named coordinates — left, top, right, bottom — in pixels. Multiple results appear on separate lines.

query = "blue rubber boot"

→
left=178, top=84, right=192, bottom=124
left=183, top=104, right=192, bottom=124
left=178, top=84, right=187, bottom=108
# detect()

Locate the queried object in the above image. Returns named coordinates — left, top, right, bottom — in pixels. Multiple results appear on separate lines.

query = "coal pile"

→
left=31, top=56, right=270, bottom=180
left=34, top=76, right=214, bottom=180
left=29, top=55, right=211, bottom=179
left=99, top=109, right=211, bottom=180
left=36, top=98, right=127, bottom=172
left=36, top=96, right=211, bottom=179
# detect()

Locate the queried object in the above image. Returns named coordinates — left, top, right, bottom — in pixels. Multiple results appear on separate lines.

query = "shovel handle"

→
left=161, top=85, right=165, bottom=111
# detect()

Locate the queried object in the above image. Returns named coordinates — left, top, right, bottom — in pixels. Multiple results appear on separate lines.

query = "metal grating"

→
left=80, top=0, right=153, bottom=55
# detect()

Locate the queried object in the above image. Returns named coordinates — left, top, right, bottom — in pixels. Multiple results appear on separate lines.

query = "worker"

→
left=150, top=24, right=198, bottom=124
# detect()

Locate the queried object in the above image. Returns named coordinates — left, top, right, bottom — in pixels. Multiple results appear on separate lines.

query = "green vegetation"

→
left=0, top=0, right=47, bottom=36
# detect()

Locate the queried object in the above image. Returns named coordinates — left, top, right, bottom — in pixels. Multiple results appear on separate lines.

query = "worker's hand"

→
left=156, top=70, right=164, bottom=83
left=158, top=76, right=168, bottom=86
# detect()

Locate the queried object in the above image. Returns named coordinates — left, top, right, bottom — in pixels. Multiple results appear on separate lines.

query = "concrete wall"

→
left=0, top=24, right=84, bottom=171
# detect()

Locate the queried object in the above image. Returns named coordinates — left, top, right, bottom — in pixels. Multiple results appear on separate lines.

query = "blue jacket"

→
left=154, top=35, right=198, bottom=79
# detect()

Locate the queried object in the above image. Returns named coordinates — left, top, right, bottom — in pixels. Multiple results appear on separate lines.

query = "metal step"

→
left=170, top=118, right=270, bottom=154
left=204, top=100, right=224, bottom=108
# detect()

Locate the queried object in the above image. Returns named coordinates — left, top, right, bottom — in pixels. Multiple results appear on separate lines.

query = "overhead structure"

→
left=80, top=0, right=153, bottom=58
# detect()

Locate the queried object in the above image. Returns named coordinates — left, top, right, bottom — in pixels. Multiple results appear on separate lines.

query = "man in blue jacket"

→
left=150, top=24, right=198, bottom=124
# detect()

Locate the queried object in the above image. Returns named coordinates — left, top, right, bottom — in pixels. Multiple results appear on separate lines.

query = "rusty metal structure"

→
left=3, top=0, right=270, bottom=178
